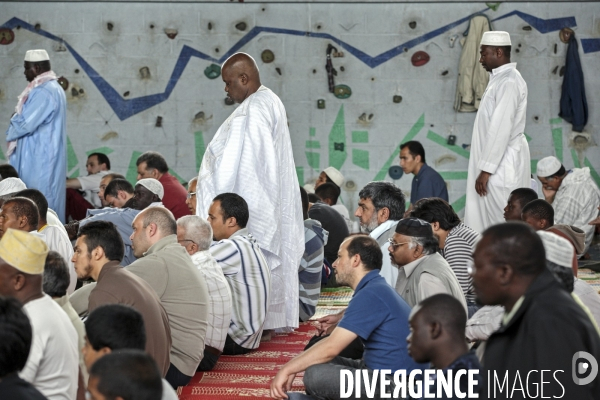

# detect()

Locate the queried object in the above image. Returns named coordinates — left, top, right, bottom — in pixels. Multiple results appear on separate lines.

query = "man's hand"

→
left=542, top=186, right=557, bottom=203
left=270, top=368, right=296, bottom=399
left=316, top=313, right=343, bottom=336
left=475, top=171, right=491, bottom=196
left=589, top=206, right=600, bottom=225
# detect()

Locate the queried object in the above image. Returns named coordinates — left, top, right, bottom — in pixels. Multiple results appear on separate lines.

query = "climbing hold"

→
left=208, top=22, right=213, bottom=30
left=388, top=166, right=404, bottom=180
left=317, top=99, right=325, bottom=109
left=57, top=77, right=69, bottom=91
left=214, top=47, right=220, bottom=53
left=448, top=34, right=459, bottom=48
left=441, top=70, right=449, bottom=76
left=106, top=22, right=113, bottom=31
left=261, top=50, right=275, bottom=63
left=334, top=143, right=345, bottom=151
left=340, top=66, right=345, bottom=72
left=333, top=85, right=352, bottom=99
left=164, top=28, right=178, bottom=39
left=554, top=43, right=557, bottom=54
left=486, top=2, right=501, bottom=11
left=358, top=113, right=367, bottom=122
left=515, top=49, right=520, bottom=53
left=71, top=88, right=79, bottom=97
left=139, top=67, right=151, bottom=80
left=534, top=116, right=539, bottom=121
left=312, top=69, right=317, bottom=74
left=150, top=24, right=155, bottom=29
left=552, top=66, right=559, bottom=75
left=435, top=154, right=457, bottom=168
left=123, top=91, right=130, bottom=97
left=333, top=52, right=344, bottom=58
left=393, top=95, right=402, bottom=104
left=101, top=131, right=118, bottom=141
left=54, top=43, right=67, bottom=52
left=235, top=22, right=247, bottom=31
left=34, top=23, right=41, bottom=31
left=518, top=43, right=522, bottom=48
left=0, top=28, right=15, bottom=45
left=275, top=67, right=282, bottom=75
left=79, top=89, right=84, bottom=94
left=559, top=66, right=565, bottom=77
left=74, top=69, right=80, bottom=74
left=522, top=25, right=532, bottom=31
left=560, top=28, right=574, bottom=44
left=224, top=97, right=234, bottom=106
left=462, top=144, right=471, bottom=151
left=204, top=64, right=221, bottom=79
left=411, top=51, right=430, bottom=67
left=155, top=116, right=163, bottom=128
left=409, top=21, right=417, bottom=29
left=447, top=135, right=456, bottom=145
left=195, top=111, right=205, bottom=120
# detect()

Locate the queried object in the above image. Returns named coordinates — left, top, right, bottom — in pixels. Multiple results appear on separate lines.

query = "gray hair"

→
left=408, top=236, right=438, bottom=255
left=177, top=215, right=213, bottom=251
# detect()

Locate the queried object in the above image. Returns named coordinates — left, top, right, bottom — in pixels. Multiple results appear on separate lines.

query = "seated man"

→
left=410, top=198, right=480, bottom=316
left=0, top=163, right=19, bottom=180
left=98, top=172, right=126, bottom=207
left=472, top=223, right=600, bottom=398
left=314, top=167, right=350, bottom=222
left=389, top=218, right=467, bottom=311
left=407, top=294, right=482, bottom=396
left=136, top=151, right=190, bottom=219
left=176, top=215, right=232, bottom=371
left=102, top=178, right=134, bottom=208
left=400, top=141, right=448, bottom=213
left=66, top=152, right=112, bottom=220
left=83, top=304, right=177, bottom=400
left=208, top=193, right=271, bottom=354
left=315, top=183, right=351, bottom=229
left=129, top=207, right=209, bottom=388
left=270, top=236, right=424, bottom=400
left=536, top=155, right=600, bottom=253
left=185, top=177, right=198, bottom=215
left=0, top=229, right=78, bottom=400
left=503, top=187, right=538, bottom=221
left=355, top=181, right=405, bottom=287
left=70, top=221, right=171, bottom=376
left=0, top=296, right=46, bottom=399
left=299, top=187, right=328, bottom=321
left=88, top=350, right=164, bottom=400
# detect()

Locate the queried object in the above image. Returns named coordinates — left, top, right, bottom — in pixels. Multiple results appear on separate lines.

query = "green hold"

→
left=333, top=85, right=352, bottom=99
left=486, top=2, right=501, bottom=11
left=204, top=64, right=221, bottom=80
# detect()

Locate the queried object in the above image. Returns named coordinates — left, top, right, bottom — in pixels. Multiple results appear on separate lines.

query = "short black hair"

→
left=78, top=221, right=125, bottom=262
left=481, top=222, right=546, bottom=276
left=0, top=164, right=19, bottom=180
left=521, top=199, right=554, bottom=226
left=85, top=304, right=146, bottom=351
left=0, top=296, right=32, bottom=377
left=31, top=60, right=51, bottom=72
left=509, top=188, right=538, bottom=209
left=299, top=186, right=309, bottom=220
left=416, top=293, right=466, bottom=340
left=104, top=179, right=134, bottom=198
left=546, top=260, right=574, bottom=292
left=13, top=189, right=48, bottom=220
left=213, top=193, right=249, bottom=228
left=136, top=151, right=168, bottom=174
left=42, top=251, right=70, bottom=298
left=308, top=193, right=320, bottom=203
left=89, top=152, right=111, bottom=170
left=497, top=45, right=511, bottom=58
left=315, top=182, right=341, bottom=204
left=410, top=198, right=460, bottom=231
left=90, top=350, right=162, bottom=400
left=400, top=141, right=426, bottom=164
left=4, top=197, right=39, bottom=229
left=358, top=182, right=406, bottom=220
left=346, top=235, right=383, bottom=271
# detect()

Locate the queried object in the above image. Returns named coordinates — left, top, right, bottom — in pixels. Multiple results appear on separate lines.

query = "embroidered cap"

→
left=24, top=49, right=50, bottom=62
left=0, top=229, right=48, bottom=275
left=536, top=156, right=562, bottom=178
left=480, top=31, right=512, bottom=47
left=136, top=178, right=164, bottom=200
left=0, top=178, right=27, bottom=196
left=538, top=230, right=573, bottom=269
left=395, top=217, right=433, bottom=237
left=323, top=167, right=344, bottom=188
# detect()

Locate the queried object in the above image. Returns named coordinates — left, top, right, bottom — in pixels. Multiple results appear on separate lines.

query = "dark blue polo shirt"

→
left=410, top=163, right=449, bottom=204
left=338, top=270, right=426, bottom=372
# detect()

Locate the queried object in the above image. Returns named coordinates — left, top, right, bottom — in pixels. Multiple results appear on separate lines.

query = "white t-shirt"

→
left=21, top=295, right=79, bottom=400
left=77, top=170, right=111, bottom=208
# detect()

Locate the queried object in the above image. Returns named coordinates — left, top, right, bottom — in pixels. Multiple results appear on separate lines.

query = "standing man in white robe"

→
left=196, top=53, right=304, bottom=331
left=464, top=31, right=530, bottom=233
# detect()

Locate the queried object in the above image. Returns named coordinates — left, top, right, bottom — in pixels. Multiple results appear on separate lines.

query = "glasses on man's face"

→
left=186, top=192, right=197, bottom=199
left=387, top=238, right=411, bottom=249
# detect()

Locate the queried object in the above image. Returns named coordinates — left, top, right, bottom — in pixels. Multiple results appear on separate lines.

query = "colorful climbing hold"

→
left=261, top=50, right=275, bottom=63
left=0, top=28, right=15, bottom=45
left=333, top=85, right=352, bottom=99
left=411, top=51, right=430, bottom=67
left=204, top=64, right=221, bottom=79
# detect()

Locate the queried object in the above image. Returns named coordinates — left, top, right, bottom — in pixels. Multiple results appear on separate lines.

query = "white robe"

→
left=197, top=86, right=304, bottom=331
left=464, top=63, right=531, bottom=233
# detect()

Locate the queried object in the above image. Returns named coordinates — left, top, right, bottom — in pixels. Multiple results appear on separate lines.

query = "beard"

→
left=360, top=214, right=380, bottom=234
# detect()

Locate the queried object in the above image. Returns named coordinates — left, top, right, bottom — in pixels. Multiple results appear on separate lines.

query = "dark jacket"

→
left=483, top=268, right=600, bottom=399
left=559, top=34, right=588, bottom=132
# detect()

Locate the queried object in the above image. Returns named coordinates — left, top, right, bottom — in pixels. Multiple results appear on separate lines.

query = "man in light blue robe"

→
left=6, top=49, right=67, bottom=222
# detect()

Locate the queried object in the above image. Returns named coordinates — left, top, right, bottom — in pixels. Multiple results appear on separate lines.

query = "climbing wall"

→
left=1, top=2, right=599, bottom=216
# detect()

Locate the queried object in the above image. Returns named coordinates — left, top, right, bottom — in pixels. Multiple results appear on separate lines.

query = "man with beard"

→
left=354, top=182, right=405, bottom=287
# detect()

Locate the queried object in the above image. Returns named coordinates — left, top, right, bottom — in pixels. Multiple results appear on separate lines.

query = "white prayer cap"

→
left=480, top=31, right=512, bottom=47
left=323, top=167, right=344, bottom=187
left=303, top=183, right=315, bottom=194
left=24, top=49, right=50, bottom=62
left=0, top=178, right=27, bottom=196
left=136, top=178, right=164, bottom=200
left=536, top=156, right=563, bottom=178
left=538, top=230, right=574, bottom=269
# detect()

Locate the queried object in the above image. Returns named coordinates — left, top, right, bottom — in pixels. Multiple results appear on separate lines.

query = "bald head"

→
left=221, top=53, right=261, bottom=104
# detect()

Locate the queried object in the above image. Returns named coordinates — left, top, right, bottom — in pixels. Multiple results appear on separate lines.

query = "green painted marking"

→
left=305, top=151, right=320, bottom=171
left=373, top=114, right=425, bottom=181
left=67, top=136, right=78, bottom=173
left=86, top=147, right=114, bottom=156
left=126, top=151, right=143, bottom=184
left=69, top=168, right=80, bottom=179
left=439, top=171, right=468, bottom=180
left=552, top=127, right=563, bottom=163
left=352, top=131, right=369, bottom=143
left=531, top=159, right=538, bottom=175
left=570, top=149, right=581, bottom=168
left=550, top=117, right=563, bottom=125
left=0, top=146, right=5, bottom=161
left=306, top=140, right=321, bottom=149
left=328, top=105, right=347, bottom=170
left=584, top=158, right=600, bottom=187
left=168, top=168, right=186, bottom=184
left=194, top=131, right=206, bottom=171
left=451, top=194, right=467, bottom=213
left=296, top=166, right=304, bottom=185
left=309, top=127, right=316, bottom=137
left=426, top=130, right=471, bottom=159
left=525, top=133, right=532, bottom=142
left=352, top=149, right=370, bottom=170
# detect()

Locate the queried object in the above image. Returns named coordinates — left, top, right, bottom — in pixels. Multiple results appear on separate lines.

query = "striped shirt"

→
left=299, top=219, right=328, bottom=321
left=190, top=250, right=232, bottom=352
left=441, top=223, right=481, bottom=303
left=209, top=228, right=271, bottom=349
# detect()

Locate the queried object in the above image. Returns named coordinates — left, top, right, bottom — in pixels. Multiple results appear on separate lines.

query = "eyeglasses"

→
left=387, top=238, right=411, bottom=248
left=186, top=192, right=197, bottom=199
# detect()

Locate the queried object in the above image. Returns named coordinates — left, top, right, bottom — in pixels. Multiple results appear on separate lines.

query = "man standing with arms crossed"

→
left=464, top=31, right=530, bottom=233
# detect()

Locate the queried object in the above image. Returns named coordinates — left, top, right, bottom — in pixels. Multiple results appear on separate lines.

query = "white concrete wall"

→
left=1, top=2, right=598, bottom=215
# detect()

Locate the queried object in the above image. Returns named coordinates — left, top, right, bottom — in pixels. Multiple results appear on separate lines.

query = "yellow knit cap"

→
left=0, top=229, right=48, bottom=275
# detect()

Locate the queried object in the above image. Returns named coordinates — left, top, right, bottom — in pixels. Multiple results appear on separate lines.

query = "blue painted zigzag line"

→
left=581, top=38, right=600, bottom=54
left=1, top=10, right=578, bottom=120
